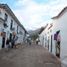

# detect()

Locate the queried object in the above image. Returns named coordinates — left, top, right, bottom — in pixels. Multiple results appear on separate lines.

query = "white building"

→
left=0, top=4, right=27, bottom=49
left=39, top=6, right=67, bottom=66
left=51, top=6, right=67, bottom=66
left=39, top=24, right=48, bottom=47
left=39, top=23, right=53, bottom=51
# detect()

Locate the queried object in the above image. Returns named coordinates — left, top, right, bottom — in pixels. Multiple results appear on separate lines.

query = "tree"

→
left=30, top=34, right=39, bottom=41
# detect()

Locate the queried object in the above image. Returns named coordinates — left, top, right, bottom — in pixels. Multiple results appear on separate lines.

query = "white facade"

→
left=0, top=4, right=27, bottom=49
left=16, top=26, right=25, bottom=44
left=0, top=18, right=3, bottom=49
left=39, top=24, right=53, bottom=51
left=39, top=7, right=67, bottom=66
left=51, top=8, right=67, bottom=66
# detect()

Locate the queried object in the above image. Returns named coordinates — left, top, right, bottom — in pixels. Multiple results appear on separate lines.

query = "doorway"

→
left=51, top=35, right=52, bottom=52
left=2, top=32, right=6, bottom=48
left=55, top=30, right=61, bottom=58
left=9, top=33, right=12, bottom=42
left=56, top=41, right=60, bottom=58
left=48, top=38, right=49, bottom=50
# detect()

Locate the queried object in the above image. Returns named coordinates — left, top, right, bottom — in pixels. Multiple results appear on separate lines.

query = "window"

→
left=4, top=13, right=8, bottom=21
left=17, top=26, right=18, bottom=34
left=10, top=20, right=13, bottom=29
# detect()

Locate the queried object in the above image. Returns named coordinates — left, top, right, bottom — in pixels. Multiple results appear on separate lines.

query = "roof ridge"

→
left=52, top=6, right=67, bottom=19
left=0, top=3, right=28, bottom=33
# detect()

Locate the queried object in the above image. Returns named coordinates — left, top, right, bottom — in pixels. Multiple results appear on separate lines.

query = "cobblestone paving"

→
left=0, top=44, right=61, bottom=67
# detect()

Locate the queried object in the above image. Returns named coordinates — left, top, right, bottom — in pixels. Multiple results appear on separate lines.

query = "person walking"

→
left=11, top=35, right=18, bottom=48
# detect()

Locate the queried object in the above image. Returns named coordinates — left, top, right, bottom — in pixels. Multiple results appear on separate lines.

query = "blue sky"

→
left=33, top=0, right=49, bottom=4
left=0, top=0, right=67, bottom=30
left=0, top=0, right=15, bottom=8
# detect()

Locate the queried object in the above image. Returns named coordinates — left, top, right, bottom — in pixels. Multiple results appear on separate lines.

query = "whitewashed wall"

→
left=52, top=9, right=67, bottom=65
left=0, top=22, right=3, bottom=49
left=0, top=8, right=5, bottom=20
left=0, top=7, right=26, bottom=48
left=17, top=26, right=24, bottom=44
left=39, top=24, right=51, bottom=49
left=39, top=29, right=45, bottom=46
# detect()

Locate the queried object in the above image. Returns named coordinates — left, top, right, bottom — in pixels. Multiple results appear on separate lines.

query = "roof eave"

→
left=51, top=6, right=67, bottom=19
left=0, top=4, right=27, bottom=33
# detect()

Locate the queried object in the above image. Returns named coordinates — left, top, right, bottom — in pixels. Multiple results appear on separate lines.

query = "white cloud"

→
left=13, top=0, right=67, bottom=30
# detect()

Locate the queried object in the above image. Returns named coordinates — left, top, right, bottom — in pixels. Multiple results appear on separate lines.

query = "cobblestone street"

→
left=0, top=44, right=61, bottom=67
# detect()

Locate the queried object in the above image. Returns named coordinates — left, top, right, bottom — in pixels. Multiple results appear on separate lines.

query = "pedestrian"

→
left=11, top=35, right=18, bottom=48
left=29, top=40, right=31, bottom=45
left=6, top=38, right=10, bottom=51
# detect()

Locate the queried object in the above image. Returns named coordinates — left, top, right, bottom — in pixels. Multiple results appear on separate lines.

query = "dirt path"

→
left=0, top=44, right=61, bottom=67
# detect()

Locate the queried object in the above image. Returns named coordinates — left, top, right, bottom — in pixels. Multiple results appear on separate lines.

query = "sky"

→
left=0, top=0, right=67, bottom=30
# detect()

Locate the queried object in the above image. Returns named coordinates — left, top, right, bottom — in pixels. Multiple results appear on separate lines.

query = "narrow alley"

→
left=0, top=44, right=61, bottom=67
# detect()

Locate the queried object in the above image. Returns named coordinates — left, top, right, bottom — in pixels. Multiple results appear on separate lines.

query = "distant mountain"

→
left=28, top=27, right=45, bottom=36
left=27, top=24, right=48, bottom=40
left=28, top=24, right=48, bottom=36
